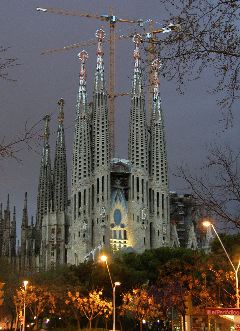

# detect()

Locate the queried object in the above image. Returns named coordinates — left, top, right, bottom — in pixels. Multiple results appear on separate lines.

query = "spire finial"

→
left=78, top=50, right=88, bottom=87
left=24, top=192, right=28, bottom=209
left=132, top=34, right=143, bottom=95
left=58, top=98, right=65, bottom=123
left=94, top=29, right=106, bottom=93
left=133, top=34, right=142, bottom=67
left=6, top=194, right=9, bottom=211
left=151, top=59, right=162, bottom=101
left=96, top=29, right=105, bottom=57
left=43, top=115, right=50, bottom=141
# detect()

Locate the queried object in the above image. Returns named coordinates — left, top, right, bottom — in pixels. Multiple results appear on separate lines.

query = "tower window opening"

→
left=74, top=194, right=76, bottom=220
left=102, top=175, right=104, bottom=192
left=97, top=178, right=99, bottom=194
left=132, top=175, right=134, bottom=199
left=92, top=185, right=94, bottom=210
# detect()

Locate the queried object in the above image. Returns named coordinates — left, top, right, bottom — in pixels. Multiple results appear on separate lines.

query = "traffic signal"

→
left=184, top=294, right=192, bottom=315
left=0, top=282, right=5, bottom=306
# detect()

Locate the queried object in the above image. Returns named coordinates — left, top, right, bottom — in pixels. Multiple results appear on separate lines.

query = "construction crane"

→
left=142, top=21, right=181, bottom=118
left=37, top=7, right=144, bottom=157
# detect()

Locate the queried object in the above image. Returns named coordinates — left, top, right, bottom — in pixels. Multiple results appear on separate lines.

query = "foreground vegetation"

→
left=1, top=235, right=240, bottom=331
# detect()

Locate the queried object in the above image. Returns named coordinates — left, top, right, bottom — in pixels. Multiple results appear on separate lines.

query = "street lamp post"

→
left=100, top=255, right=121, bottom=331
left=203, top=221, right=240, bottom=308
left=22, top=280, right=28, bottom=331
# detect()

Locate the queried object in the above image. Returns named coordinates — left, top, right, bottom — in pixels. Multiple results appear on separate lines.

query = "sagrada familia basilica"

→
left=0, top=30, right=213, bottom=272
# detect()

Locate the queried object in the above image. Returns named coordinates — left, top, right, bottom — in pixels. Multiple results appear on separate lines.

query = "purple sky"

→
left=1, top=0, right=239, bottom=237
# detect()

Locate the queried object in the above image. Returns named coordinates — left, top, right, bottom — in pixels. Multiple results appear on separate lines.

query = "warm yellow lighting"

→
left=100, top=255, right=107, bottom=262
left=23, top=280, right=28, bottom=289
left=115, top=281, right=121, bottom=286
left=202, top=220, right=212, bottom=227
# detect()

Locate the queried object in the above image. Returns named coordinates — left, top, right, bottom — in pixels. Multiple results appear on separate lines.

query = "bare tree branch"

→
left=150, top=0, right=240, bottom=124
left=0, top=46, right=19, bottom=81
left=177, top=145, right=240, bottom=229
left=0, top=119, right=43, bottom=162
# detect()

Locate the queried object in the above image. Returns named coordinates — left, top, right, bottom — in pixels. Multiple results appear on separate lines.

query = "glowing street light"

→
left=203, top=220, right=240, bottom=308
left=100, top=255, right=121, bottom=331
left=23, top=280, right=28, bottom=331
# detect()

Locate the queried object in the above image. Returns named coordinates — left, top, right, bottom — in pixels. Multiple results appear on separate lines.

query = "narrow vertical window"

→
left=149, top=188, right=152, bottom=213
left=74, top=194, right=76, bottom=219
left=78, top=191, right=81, bottom=208
left=84, top=189, right=86, bottom=206
left=97, top=178, right=99, bottom=194
left=152, top=190, right=155, bottom=213
left=102, top=175, right=104, bottom=192
left=137, top=177, right=139, bottom=193
left=132, top=175, right=134, bottom=199
left=107, top=175, right=109, bottom=199
left=92, top=185, right=94, bottom=209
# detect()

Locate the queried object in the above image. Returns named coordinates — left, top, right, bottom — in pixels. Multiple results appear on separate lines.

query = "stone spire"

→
left=53, top=98, right=68, bottom=212
left=77, top=50, right=88, bottom=113
left=91, top=28, right=110, bottom=252
left=128, top=34, right=148, bottom=172
left=94, top=29, right=106, bottom=94
left=0, top=203, right=2, bottom=220
left=36, top=115, right=53, bottom=227
left=69, top=50, right=93, bottom=264
left=149, top=59, right=170, bottom=248
left=72, top=50, right=92, bottom=193
left=132, top=34, right=143, bottom=97
left=150, top=59, right=168, bottom=186
left=10, top=206, right=16, bottom=258
left=22, top=192, right=28, bottom=228
left=21, top=193, right=28, bottom=260
left=4, top=194, right=10, bottom=228
left=92, top=29, right=110, bottom=171
left=6, top=194, right=9, bottom=211
left=128, top=35, right=149, bottom=253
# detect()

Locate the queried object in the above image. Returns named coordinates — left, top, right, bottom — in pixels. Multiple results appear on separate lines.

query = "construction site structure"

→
left=37, top=7, right=145, bottom=157
left=37, top=7, right=180, bottom=156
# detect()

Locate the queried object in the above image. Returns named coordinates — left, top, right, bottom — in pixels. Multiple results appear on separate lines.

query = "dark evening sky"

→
left=0, top=0, right=239, bottom=236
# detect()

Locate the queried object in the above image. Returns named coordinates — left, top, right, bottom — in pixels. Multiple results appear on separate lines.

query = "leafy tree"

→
left=66, top=289, right=112, bottom=330
left=121, top=288, right=161, bottom=331
left=0, top=258, right=21, bottom=328
left=14, top=284, right=56, bottom=330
